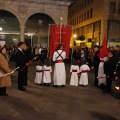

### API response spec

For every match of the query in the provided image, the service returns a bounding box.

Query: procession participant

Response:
[70,60,79,86]
[0,46,12,96]
[52,44,66,87]
[15,42,29,91]
[97,36,108,88]
[98,57,108,88]
[34,61,43,85]
[92,45,100,87]
[104,50,116,93]
[43,59,52,86]
[79,60,90,86]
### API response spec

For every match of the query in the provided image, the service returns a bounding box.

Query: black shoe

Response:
[0,93,8,96]
[23,84,28,86]
[18,87,26,91]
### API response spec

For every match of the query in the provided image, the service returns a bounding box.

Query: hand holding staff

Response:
[21,57,36,71]
[0,67,19,78]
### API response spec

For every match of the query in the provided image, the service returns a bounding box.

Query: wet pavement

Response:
[0,61,120,120]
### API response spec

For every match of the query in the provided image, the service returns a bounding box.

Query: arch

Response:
[23,10,60,26]
[1,6,22,26]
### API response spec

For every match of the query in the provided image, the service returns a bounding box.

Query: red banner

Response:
[49,24,60,57]
[61,25,72,58]
[49,24,72,58]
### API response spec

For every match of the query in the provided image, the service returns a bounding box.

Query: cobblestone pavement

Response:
[0,61,120,120]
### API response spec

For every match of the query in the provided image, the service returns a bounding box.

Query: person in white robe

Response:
[98,57,108,86]
[79,60,90,86]
[70,61,79,86]
[43,60,52,86]
[34,61,43,85]
[52,44,66,87]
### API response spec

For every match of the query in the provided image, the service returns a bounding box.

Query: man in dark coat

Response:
[92,45,100,86]
[104,50,116,93]
[15,42,30,91]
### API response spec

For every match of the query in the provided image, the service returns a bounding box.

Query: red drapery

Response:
[49,24,60,57]
[61,25,72,58]
[49,24,72,58]
[98,35,108,58]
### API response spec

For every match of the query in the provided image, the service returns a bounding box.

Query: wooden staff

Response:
[21,57,36,71]
[0,67,19,78]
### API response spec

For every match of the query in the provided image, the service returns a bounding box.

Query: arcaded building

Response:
[0,0,72,46]
[68,0,120,47]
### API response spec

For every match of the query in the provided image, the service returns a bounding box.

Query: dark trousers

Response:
[18,71,25,89]
[0,87,6,95]
[106,77,112,92]
[23,67,28,85]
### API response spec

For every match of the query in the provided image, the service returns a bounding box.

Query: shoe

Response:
[0,93,8,96]
[23,84,28,86]
[18,87,26,91]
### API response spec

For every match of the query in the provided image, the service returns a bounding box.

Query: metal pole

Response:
[60,17,62,44]
[47,24,50,58]
[31,35,32,47]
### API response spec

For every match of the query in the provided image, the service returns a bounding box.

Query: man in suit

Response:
[104,50,116,93]
[92,45,100,87]
[15,42,29,91]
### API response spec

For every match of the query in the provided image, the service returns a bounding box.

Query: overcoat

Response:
[0,53,11,87]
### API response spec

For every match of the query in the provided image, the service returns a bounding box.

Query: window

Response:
[109,20,120,31]
[82,14,83,22]
[79,16,81,23]
[118,3,120,14]
[87,10,89,19]
[90,9,93,18]
[84,12,86,21]
[109,2,116,13]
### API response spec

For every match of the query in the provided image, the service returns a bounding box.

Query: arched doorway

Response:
[0,10,20,46]
[25,13,55,47]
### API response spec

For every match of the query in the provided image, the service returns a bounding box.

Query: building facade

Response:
[68,0,120,48]
[0,0,71,46]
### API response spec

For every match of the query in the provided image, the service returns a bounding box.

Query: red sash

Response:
[100,60,104,62]
[81,70,88,73]
[55,60,64,63]
[72,70,77,72]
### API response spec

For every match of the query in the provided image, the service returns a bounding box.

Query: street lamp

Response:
[73,34,77,46]
[0,27,3,31]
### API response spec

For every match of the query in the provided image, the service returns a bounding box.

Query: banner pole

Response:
[60,17,63,44]
[47,24,50,58]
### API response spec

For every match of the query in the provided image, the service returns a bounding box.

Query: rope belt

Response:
[55,60,64,63]
[36,70,42,72]
[72,70,77,72]
[81,70,88,73]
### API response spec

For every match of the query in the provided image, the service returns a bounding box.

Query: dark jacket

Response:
[15,49,27,71]
[92,50,100,69]
[104,56,116,77]
[115,61,120,78]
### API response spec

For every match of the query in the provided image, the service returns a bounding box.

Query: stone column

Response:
[20,25,25,42]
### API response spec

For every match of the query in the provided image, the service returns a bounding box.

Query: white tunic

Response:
[52,50,66,85]
[70,65,79,86]
[98,57,108,85]
[43,65,52,83]
[79,64,90,85]
[34,65,43,84]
